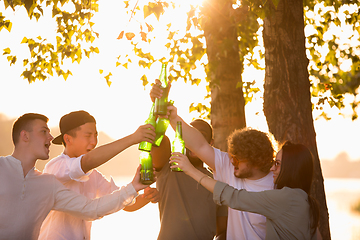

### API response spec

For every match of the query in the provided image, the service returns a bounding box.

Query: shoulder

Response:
[45,154,67,167]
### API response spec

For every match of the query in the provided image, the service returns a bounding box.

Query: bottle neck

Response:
[176,124,182,138]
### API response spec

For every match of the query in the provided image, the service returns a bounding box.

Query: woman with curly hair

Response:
[170,141,320,240]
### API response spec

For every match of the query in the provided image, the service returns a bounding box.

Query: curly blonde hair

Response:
[227,128,275,173]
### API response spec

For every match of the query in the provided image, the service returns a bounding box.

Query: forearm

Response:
[54,183,138,221]
[187,168,217,193]
[81,134,137,173]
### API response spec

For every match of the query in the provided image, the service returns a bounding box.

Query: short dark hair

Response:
[12,113,49,145]
[227,128,275,173]
[275,141,319,236]
[190,119,213,143]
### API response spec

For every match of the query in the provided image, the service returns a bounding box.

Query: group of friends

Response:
[0,80,321,240]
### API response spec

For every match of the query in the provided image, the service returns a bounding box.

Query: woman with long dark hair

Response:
[170,141,320,240]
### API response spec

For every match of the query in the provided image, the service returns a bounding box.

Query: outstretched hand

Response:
[142,187,160,203]
[169,152,196,175]
[132,124,156,144]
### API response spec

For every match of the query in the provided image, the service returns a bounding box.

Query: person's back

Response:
[157,160,221,239]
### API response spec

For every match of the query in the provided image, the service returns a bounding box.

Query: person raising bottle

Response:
[170,141,320,239]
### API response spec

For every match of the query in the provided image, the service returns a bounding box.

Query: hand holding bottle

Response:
[169,152,196,175]
[132,124,156,144]
[131,164,155,192]
[166,104,179,123]
[150,79,164,103]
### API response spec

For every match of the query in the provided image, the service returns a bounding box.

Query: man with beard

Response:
[150,81,228,240]
[166,104,275,240]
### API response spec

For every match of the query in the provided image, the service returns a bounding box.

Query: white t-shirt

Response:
[213,148,274,240]
[39,153,119,240]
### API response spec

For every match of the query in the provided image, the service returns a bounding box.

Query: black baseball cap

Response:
[52,110,96,145]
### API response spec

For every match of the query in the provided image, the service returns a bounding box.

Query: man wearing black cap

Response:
[39,110,159,240]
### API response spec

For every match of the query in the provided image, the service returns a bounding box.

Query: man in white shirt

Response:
[166,105,275,240]
[0,113,150,240]
[39,110,159,240]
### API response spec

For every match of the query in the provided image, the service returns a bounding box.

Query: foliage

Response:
[116,0,264,117]
[304,0,360,120]
[1,0,360,119]
[1,0,100,83]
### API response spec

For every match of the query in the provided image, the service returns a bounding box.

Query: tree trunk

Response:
[263,0,331,239]
[202,0,246,151]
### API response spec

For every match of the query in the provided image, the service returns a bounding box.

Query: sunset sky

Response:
[1,0,360,161]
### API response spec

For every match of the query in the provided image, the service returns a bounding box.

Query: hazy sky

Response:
[1,1,360,161]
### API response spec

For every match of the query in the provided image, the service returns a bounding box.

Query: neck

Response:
[63,148,78,158]
[249,169,270,180]
[12,148,36,177]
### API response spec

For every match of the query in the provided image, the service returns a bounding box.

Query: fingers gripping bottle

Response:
[154,64,169,116]
[171,121,185,172]
[138,103,156,152]
[139,151,154,184]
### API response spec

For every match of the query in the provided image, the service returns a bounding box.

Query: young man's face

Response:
[230,155,255,179]
[28,119,53,160]
[68,122,98,157]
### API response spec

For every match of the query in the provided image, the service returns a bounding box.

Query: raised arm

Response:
[80,124,156,173]
[167,105,216,169]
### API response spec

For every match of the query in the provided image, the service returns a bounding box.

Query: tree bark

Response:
[202,0,246,151]
[263,0,331,239]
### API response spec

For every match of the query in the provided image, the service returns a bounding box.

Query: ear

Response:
[20,130,30,143]
[63,133,72,145]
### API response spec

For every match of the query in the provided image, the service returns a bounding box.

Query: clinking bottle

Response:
[171,121,185,172]
[139,151,154,184]
[138,103,156,152]
[154,100,173,146]
[154,63,169,116]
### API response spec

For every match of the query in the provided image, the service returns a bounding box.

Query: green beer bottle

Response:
[154,117,170,146]
[154,100,174,146]
[139,151,154,184]
[154,63,169,115]
[138,103,156,152]
[171,121,185,172]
